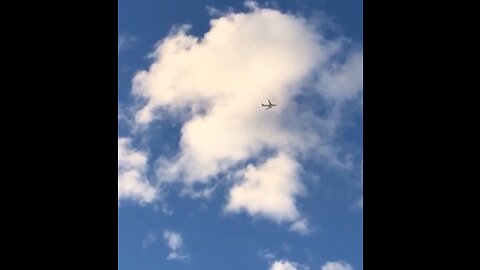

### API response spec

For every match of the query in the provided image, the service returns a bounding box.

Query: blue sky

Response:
[118,1,362,270]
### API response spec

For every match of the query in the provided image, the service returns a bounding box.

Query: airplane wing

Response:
[266,106,271,110]
[268,99,272,105]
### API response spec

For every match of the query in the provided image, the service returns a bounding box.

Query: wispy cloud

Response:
[118,34,136,54]
[289,218,312,235]
[163,230,189,261]
[258,249,276,261]
[142,232,157,248]
[315,51,363,101]
[153,203,174,215]
[205,6,225,17]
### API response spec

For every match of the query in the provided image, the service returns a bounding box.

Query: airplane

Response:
[261,99,277,110]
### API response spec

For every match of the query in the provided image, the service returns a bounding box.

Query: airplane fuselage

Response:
[261,100,277,110]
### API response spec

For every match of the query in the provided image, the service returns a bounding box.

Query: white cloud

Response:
[118,138,158,205]
[244,0,260,11]
[270,260,308,270]
[321,261,353,270]
[225,153,303,223]
[133,6,337,126]
[205,6,223,17]
[270,261,297,270]
[163,230,189,261]
[166,252,188,261]
[131,2,362,228]
[258,249,276,260]
[164,230,182,250]
[289,218,312,235]
[316,50,363,101]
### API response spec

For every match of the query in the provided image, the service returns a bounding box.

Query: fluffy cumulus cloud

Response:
[270,259,308,270]
[118,138,158,205]
[321,261,353,270]
[131,1,362,228]
[225,153,304,223]
[270,260,298,270]
[163,230,189,260]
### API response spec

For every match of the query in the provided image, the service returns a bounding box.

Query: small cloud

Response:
[118,138,158,206]
[205,6,222,17]
[118,34,136,54]
[166,252,189,261]
[321,261,353,270]
[269,259,309,270]
[163,230,189,261]
[289,219,312,235]
[258,249,276,261]
[164,231,182,250]
[154,203,174,215]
